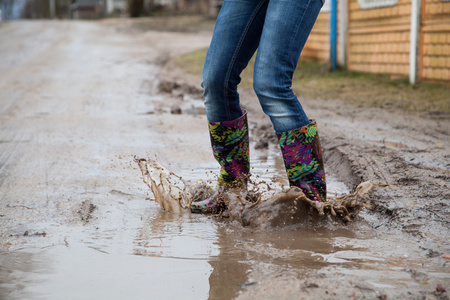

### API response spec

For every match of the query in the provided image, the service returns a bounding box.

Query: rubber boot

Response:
[190,110,250,213]
[277,120,326,202]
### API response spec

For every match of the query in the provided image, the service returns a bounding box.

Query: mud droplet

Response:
[171,105,182,114]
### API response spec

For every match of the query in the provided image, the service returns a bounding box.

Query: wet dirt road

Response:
[0,20,449,299]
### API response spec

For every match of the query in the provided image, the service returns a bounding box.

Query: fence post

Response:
[338,0,348,68]
[409,0,421,84]
[49,0,55,18]
[330,0,338,71]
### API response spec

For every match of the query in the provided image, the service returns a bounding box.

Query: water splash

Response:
[136,158,380,227]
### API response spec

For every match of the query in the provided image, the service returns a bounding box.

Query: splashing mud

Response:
[136,158,381,227]
[136,158,214,213]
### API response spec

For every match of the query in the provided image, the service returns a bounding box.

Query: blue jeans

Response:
[202,0,322,133]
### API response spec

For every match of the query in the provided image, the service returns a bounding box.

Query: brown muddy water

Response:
[1,146,448,300]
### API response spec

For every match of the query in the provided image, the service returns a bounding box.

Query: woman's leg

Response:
[253,0,326,202]
[202,0,269,122]
[191,0,270,213]
[253,0,322,133]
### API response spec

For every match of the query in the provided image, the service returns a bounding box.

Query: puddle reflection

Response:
[135,209,220,259]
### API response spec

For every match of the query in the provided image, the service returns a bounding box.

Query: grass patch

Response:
[173,49,450,113]
[173,49,208,76]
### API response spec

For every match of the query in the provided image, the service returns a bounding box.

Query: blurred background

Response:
[0,0,222,19]
[0,0,448,88]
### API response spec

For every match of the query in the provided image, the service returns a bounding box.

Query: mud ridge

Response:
[321,131,450,247]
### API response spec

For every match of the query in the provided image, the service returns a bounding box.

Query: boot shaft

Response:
[208,110,250,187]
[277,120,327,202]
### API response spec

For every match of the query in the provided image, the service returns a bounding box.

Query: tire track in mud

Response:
[321,134,450,248]
[0,129,30,187]
[0,22,74,191]
[0,20,215,252]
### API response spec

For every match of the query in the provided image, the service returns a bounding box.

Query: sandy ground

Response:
[0,19,449,299]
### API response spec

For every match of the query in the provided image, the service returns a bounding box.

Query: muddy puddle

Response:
[1,148,448,299]
[0,19,448,299]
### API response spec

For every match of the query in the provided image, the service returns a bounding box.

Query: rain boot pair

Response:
[190,111,326,213]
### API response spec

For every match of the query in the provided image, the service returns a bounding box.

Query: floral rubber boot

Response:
[277,120,326,202]
[190,110,250,213]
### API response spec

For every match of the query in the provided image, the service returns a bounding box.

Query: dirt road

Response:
[0,20,449,299]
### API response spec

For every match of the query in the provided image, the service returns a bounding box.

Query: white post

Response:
[106,0,114,15]
[49,0,55,18]
[338,0,348,68]
[409,0,421,84]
